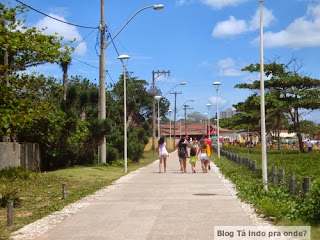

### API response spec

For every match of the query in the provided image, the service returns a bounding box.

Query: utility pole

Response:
[183,105,193,136]
[151,70,170,151]
[260,0,268,191]
[98,0,106,163]
[170,91,182,148]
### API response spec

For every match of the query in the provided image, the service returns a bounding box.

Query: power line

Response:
[72,28,97,49]
[15,0,98,29]
[71,57,100,70]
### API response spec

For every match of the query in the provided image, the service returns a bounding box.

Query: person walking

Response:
[189,146,197,173]
[197,139,210,173]
[204,135,212,170]
[157,136,169,173]
[307,140,313,152]
[177,137,191,173]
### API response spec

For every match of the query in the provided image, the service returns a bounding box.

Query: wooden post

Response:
[290,171,295,196]
[253,160,257,173]
[272,166,278,185]
[303,177,310,199]
[62,183,67,200]
[279,169,285,184]
[7,200,13,226]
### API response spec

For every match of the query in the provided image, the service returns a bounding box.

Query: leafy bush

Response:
[0,167,33,180]
[106,145,119,162]
[0,183,21,208]
[300,179,320,222]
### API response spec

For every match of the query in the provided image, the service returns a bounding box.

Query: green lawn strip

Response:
[0,150,158,239]
[212,148,320,240]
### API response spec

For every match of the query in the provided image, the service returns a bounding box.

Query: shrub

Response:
[0,167,32,180]
[0,184,21,208]
[106,145,119,163]
[300,179,320,222]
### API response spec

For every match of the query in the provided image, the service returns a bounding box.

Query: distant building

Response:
[220,108,236,119]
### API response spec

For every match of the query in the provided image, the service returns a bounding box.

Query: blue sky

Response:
[11,0,320,122]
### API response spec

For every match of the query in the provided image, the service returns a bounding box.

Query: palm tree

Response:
[58,48,72,102]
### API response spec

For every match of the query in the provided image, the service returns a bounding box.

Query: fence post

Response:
[279,169,285,184]
[272,166,278,185]
[253,160,257,173]
[290,171,295,196]
[303,177,310,199]
[7,200,13,226]
[62,183,67,200]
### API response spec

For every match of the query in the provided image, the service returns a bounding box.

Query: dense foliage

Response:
[0,3,162,170]
[222,60,320,153]
[214,147,320,224]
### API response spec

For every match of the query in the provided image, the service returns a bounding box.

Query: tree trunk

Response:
[63,68,68,102]
[4,50,9,86]
[277,115,281,150]
[291,107,305,153]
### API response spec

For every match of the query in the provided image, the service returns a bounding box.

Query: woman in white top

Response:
[157,136,168,173]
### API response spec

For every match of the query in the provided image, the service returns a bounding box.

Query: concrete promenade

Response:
[12,151,256,240]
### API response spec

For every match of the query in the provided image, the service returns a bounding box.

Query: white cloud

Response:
[201,0,247,9]
[35,14,87,55]
[199,60,214,68]
[208,96,228,108]
[213,7,275,38]
[176,0,194,6]
[252,4,320,49]
[213,16,247,37]
[218,58,244,77]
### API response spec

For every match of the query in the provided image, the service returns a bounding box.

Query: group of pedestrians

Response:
[157,135,212,174]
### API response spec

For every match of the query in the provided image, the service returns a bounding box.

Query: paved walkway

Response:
[12,152,256,240]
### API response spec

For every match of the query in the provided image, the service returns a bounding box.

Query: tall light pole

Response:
[171,91,182,148]
[155,95,162,139]
[204,113,208,135]
[151,71,170,152]
[206,103,211,138]
[260,0,268,191]
[179,117,183,138]
[118,54,130,173]
[183,105,193,136]
[152,81,185,150]
[177,99,195,136]
[213,82,221,159]
[98,3,164,163]
[168,109,172,149]
[98,0,107,163]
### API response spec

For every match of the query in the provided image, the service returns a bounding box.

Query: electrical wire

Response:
[15,0,98,29]
[72,28,97,50]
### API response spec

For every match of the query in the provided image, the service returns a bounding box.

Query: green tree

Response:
[238,60,320,153]
[299,120,320,139]
[0,3,63,75]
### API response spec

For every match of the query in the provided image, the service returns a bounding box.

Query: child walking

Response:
[197,139,209,173]
[189,147,197,173]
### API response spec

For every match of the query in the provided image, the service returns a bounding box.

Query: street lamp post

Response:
[260,0,268,191]
[98,3,164,163]
[204,113,208,135]
[151,71,170,152]
[213,82,221,159]
[152,82,186,151]
[155,96,162,139]
[168,109,172,149]
[206,103,211,138]
[176,99,195,136]
[118,54,130,173]
[179,117,183,138]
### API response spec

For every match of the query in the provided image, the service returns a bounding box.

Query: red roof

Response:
[158,123,233,137]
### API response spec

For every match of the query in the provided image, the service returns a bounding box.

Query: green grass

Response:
[212,147,320,240]
[0,150,158,239]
